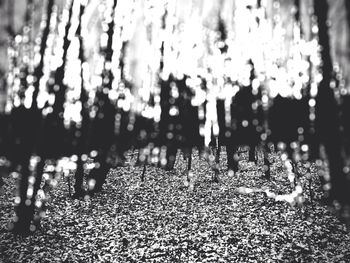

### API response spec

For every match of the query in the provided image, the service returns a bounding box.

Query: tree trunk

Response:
[72,1,89,198]
[13,0,55,235]
[314,0,349,203]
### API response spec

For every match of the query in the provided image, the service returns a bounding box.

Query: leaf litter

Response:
[0,148,349,262]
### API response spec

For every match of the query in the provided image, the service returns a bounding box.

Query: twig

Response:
[67,174,72,197]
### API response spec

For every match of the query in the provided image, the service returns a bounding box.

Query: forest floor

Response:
[0,148,350,262]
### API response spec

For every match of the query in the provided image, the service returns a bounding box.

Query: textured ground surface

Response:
[0,149,350,262]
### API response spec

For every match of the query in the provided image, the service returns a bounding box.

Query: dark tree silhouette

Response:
[313,0,350,203]
[13,0,55,234]
[342,0,350,162]
[71,2,90,197]
[86,0,118,195]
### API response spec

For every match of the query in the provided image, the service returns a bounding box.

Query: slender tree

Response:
[87,0,118,194]
[345,0,350,34]
[6,0,15,38]
[31,0,53,110]
[73,1,89,197]
[13,0,55,234]
[313,0,349,203]
[342,0,350,160]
